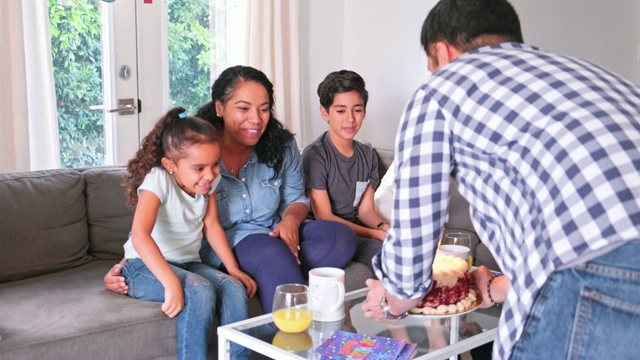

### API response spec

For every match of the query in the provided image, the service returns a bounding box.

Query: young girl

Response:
[121,107,256,360]
[301,70,387,269]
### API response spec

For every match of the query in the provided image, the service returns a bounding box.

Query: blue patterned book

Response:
[315,330,415,360]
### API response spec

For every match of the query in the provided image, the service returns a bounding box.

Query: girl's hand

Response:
[269,218,301,264]
[228,269,258,298]
[104,263,128,294]
[162,283,184,318]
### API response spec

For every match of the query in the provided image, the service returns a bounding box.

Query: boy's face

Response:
[320,90,366,143]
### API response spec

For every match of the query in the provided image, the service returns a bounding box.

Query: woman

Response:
[106,66,358,313]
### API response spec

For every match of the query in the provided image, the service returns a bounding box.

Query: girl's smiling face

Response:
[321,90,366,144]
[163,142,221,197]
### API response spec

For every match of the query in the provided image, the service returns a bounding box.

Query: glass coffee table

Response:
[218,288,501,360]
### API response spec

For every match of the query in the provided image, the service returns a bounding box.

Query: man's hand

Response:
[361,278,421,321]
[361,279,388,321]
[104,263,128,294]
[469,265,508,307]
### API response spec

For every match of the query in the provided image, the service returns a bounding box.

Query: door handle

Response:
[89,98,137,115]
[108,103,136,114]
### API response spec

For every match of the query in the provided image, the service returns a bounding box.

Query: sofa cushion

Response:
[0,169,92,283]
[373,148,394,179]
[0,260,176,360]
[83,166,134,259]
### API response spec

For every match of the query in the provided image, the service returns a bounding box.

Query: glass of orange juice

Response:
[272,284,312,333]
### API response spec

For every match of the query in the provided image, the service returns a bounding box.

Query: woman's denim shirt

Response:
[209,138,310,266]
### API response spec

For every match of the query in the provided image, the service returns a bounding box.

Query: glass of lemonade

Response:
[272,284,313,333]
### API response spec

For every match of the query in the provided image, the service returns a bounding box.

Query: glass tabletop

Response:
[217,288,501,360]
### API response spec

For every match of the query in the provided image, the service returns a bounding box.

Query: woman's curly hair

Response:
[124,107,219,206]
[196,65,294,179]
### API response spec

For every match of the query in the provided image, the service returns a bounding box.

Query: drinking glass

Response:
[442,232,473,268]
[272,284,312,333]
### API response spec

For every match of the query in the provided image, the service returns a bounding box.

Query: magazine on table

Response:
[314,330,417,360]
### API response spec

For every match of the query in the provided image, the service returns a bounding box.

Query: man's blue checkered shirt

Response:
[373,42,640,359]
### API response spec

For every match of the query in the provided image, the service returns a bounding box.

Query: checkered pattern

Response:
[373,43,640,359]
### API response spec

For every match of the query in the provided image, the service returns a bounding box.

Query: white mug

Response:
[308,267,345,322]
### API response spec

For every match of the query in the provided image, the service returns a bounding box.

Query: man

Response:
[362,0,640,359]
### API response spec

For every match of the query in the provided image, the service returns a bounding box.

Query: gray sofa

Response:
[0,148,496,360]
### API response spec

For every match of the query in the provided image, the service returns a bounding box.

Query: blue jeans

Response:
[122,258,250,360]
[510,240,640,360]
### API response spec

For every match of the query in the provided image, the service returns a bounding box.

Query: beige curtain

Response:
[0,0,60,173]
[243,0,303,142]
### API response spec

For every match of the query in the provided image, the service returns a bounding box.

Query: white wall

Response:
[512,0,640,83]
[300,0,640,150]
[300,0,436,148]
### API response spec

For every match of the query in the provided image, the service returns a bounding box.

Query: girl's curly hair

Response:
[124,107,219,206]
[196,65,294,179]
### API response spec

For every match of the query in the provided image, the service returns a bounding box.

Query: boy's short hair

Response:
[317,70,368,111]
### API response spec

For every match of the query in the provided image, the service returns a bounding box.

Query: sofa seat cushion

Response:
[0,169,92,283]
[83,167,134,260]
[0,260,176,360]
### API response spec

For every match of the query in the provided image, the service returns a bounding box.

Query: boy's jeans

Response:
[511,240,640,360]
[123,258,250,360]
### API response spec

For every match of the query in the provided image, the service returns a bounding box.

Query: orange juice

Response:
[273,308,312,333]
[468,255,474,269]
[272,331,313,351]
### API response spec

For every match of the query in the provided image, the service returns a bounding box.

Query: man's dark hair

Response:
[420,0,523,55]
[317,70,369,112]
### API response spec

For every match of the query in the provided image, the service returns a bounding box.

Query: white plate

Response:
[406,289,482,319]
[405,300,481,319]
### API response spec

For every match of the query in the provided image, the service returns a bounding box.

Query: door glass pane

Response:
[167,0,231,111]
[49,0,106,168]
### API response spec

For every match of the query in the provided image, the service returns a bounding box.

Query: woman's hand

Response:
[228,269,258,298]
[270,217,301,264]
[104,263,128,294]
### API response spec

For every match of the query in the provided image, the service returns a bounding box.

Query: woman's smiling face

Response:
[215,80,270,147]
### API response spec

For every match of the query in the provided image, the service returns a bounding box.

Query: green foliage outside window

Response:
[49,0,215,168]
[168,0,212,113]
[49,0,104,168]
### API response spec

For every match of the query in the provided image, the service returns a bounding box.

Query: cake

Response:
[410,253,478,315]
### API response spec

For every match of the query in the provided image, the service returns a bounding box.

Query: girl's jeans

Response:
[122,258,250,360]
[511,240,640,360]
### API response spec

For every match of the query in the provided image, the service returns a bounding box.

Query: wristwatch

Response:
[380,294,409,320]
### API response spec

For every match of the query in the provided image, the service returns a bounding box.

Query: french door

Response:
[53,0,237,167]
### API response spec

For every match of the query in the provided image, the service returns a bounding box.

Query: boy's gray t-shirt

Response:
[301,132,379,223]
